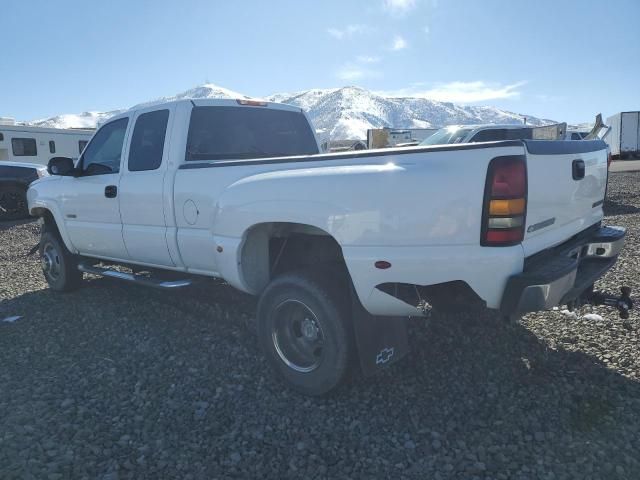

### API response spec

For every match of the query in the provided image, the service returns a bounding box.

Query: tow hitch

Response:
[573,286,634,319]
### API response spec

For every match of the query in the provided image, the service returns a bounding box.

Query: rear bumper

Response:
[500,225,625,315]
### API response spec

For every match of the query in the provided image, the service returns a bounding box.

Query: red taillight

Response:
[485,229,524,243]
[490,161,526,197]
[481,156,527,247]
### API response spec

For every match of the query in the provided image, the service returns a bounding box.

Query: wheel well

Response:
[240,222,348,293]
[31,208,60,236]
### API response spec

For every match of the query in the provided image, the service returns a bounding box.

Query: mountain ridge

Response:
[27,83,555,140]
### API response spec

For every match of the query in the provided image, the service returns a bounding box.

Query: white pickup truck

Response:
[27,98,631,395]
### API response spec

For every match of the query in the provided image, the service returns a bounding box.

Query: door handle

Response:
[572,159,585,180]
[105,185,118,198]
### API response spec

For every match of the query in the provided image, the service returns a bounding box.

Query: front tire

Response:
[257,272,352,396]
[39,230,83,292]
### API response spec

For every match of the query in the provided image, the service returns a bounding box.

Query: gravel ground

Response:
[1,172,639,480]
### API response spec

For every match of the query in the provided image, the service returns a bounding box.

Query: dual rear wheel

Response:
[257,272,353,396]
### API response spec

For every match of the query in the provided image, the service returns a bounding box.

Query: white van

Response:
[0,122,94,166]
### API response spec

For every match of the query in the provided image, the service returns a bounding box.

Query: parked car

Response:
[0,162,48,220]
[27,98,630,395]
[419,123,568,146]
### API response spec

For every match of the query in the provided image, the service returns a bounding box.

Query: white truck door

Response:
[118,107,175,267]
[61,117,130,259]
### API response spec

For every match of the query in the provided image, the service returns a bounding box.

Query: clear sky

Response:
[2,0,639,123]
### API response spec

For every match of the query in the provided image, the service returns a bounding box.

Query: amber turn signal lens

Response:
[489,198,526,216]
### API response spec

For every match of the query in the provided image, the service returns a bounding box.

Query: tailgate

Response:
[522,140,609,257]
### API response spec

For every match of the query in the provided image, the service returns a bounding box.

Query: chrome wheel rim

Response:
[42,242,61,281]
[271,299,325,373]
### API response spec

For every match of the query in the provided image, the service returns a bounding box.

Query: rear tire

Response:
[0,183,29,221]
[39,230,83,292]
[257,271,352,396]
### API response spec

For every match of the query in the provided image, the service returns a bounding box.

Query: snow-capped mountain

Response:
[268,86,554,140]
[27,83,554,140]
[29,110,124,129]
[28,84,248,129]
[132,84,250,109]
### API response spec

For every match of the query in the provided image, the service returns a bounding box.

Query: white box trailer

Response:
[606,111,640,159]
[0,124,94,167]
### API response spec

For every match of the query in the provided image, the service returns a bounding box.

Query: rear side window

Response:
[128,109,169,171]
[79,140,88,154]
[12,138,37,156]
[186,106,319,161]
[49,140,56,153]
[0,133,4,141]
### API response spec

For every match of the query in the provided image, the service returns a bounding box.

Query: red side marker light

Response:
[375,261,392,269]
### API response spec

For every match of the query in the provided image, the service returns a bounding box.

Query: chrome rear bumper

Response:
[501,225,626,315]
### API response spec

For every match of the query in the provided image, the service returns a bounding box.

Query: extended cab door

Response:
[118,107,175,266]
[60,117,130,259]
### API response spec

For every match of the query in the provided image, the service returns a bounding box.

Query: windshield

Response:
[419,126,473,146]
[186,106,319,161]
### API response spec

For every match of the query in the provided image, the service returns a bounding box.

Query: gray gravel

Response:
[1,172,639,479]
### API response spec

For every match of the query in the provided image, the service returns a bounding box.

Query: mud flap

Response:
[351,293,410,376]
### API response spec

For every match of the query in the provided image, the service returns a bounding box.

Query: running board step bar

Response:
[77,263,192,289]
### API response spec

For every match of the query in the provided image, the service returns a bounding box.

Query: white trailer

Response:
[606,111,640,159]
[0,123,94,220]
[0,123,94,166]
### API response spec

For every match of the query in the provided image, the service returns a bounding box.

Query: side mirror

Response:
[48,157,76,176]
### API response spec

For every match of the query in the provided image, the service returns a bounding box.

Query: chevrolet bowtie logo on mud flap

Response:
[375,347,395,365]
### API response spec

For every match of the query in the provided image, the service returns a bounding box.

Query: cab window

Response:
[81,118,129,175]
[128,110,169,171]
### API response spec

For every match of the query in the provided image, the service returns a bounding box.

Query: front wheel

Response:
[39,230,83,292]
[257,272,352,396]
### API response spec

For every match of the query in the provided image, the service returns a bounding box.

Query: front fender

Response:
[27,181,76,253]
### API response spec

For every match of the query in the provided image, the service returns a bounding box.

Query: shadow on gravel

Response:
[604,197,640,216]
[1,284,639,478]
[0,218,36,231]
